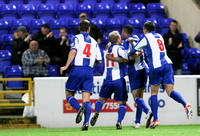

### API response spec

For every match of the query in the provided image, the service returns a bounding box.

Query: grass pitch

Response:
[0,125,200,136]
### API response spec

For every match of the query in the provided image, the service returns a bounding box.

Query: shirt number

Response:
[157,39,165,51]
[106,53,114,67]
[83,44,91,57]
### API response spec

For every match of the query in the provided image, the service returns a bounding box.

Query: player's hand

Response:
[106,54,113,60]
[60,66,68,75]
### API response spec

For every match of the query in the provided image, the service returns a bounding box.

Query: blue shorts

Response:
[65,66,93,93]
[99,78,128,101]
[129,68,148,91]
[149,64,174,85]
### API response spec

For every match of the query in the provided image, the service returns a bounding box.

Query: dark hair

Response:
[42,23,50,29]
[143,21,155,32]
[170,19,178,24]
[123,25,134,35]
[79,20,90,32]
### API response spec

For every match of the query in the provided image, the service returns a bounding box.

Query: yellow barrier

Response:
[0,78,33,107]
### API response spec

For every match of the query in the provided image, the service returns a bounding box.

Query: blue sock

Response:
[83,102,92,124]
[67,96,81,111]
[117,104,126,123]
[170,90,186,107]
[151,95,158,121]
[135,97,149,114]
[95,100,104,113]
[135,106,142,124]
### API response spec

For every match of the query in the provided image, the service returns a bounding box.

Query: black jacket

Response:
[163,29,184,70]
[195,32,200,43]
[12,33,29,65]
[74,22,103,41]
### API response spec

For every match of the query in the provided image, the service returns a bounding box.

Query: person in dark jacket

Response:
[74,13,103,45]
[55,28,71,75]
[12,26,31,65]
[194,32,200,43]
[163,20,184,75]
[32,23,61,65]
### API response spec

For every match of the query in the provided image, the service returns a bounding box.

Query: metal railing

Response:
[0,78,33,107]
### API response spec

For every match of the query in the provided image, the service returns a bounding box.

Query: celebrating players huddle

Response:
[60,20,193,131]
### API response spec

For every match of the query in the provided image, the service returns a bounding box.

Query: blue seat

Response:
[2,34,14,52]
[0,19,10,37]
[44,0,62,5]
[63,0,78,8]
[30,19,46,34]
[93,3,111,18]
[137,33,144,39]
[143,18,159,32]
[90,18,104,33]
[76,3,93,18]
[26,0,44,8]
[111,3,129,18]
[0,0,6,4]
[4,65,24,88]
[101,33,109,44]
[18,4,36,22]
[7,0,25,6]
[129,3,146,19]
[116,0,129,3]
[10,19,29,33]
[66,34,74,40]
[0,50,12,72]
[0,4,18,21]
[67,19,79,34]
[124,18,141,34]
[46,65,59,77]
[181,33,190,48]
[159,18,173,34]
[99,0,115,4]
[147,3,165,18]
[56,4,74,21]
[38,4,55,21]
[105,18,122,33]
[48,19,65,35]
[182,63,190,75]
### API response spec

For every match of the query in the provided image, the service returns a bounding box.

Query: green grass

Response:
[0,125,200,136]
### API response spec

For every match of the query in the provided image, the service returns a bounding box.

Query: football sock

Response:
[83,101,92,124]
[95,100,104,113]
[135,97,149,114]
[67,96,81,111]
[151,95,158,121]
[135,106,142,124]
[170,90,186,107]
[117,104,126,123]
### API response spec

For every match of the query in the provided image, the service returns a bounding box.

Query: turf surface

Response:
[0,125,200,136]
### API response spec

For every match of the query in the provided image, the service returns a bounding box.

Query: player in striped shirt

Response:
[90,31,128,129]
[60,20,102,131]
[128,21,193,129]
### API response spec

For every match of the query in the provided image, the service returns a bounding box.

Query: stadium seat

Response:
[137,33,144,39]
[0,4,18,21]
[10,19,29,33]
[93,3,111,18]
[181,33,190,48]
[38,4,55,21]
[56,4,74,21]
[101,33,109,44]
[46,65,59,77]
[111,3,129,18]
[2,34,14,52]
[116,0,129,3]
[7,0,25,6]
[147,3,165,18]
[44,0,62,5]
[90,18,105,33]
[142,18,159,33]
[18,4,36,22]
[129,3,146,19]
[66,34,74,40]
[182,63,190,75]
[63,0,79,8]
[124,18,141,34]
[76,3,93,18]
[4,65,24,88]
[0,19,10,37]
[30,19,46,34]
[99,0,115,4]
[80,0,97,4]
[0,0,6,4]
[0,50,12,73]
[26,0,44,8]
[48,19,66,35]
[105,18,122,33]
[67,19,79,34]
[159,18,173,34]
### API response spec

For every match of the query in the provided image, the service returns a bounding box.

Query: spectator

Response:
[12,26,31,65]
[163,20,184,75]
[21,40,50,78]
[194,32,200,43]
[32,23,61,65]
[55,28,71,75]
[74,13,103,45]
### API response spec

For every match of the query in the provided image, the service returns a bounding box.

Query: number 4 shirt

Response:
[103,44,128,81]
[128,31,172,70]
[70,32,102,68]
